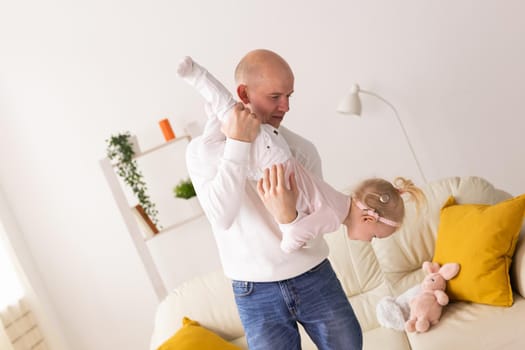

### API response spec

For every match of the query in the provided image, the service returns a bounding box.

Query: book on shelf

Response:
[132,204,159,239]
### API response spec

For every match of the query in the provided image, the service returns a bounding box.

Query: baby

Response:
[177,57,425,251]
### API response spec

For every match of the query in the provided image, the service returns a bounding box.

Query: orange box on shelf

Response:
[159,118,176,141]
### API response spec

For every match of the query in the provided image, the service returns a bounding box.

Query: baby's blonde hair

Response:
[353,177,426,225]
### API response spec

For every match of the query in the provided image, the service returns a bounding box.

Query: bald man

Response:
[185,49,362,350]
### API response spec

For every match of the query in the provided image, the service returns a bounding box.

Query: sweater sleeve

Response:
[186,136,251,230]
[279,205,344,253]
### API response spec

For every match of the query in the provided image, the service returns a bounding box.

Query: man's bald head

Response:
[234,49,293,86]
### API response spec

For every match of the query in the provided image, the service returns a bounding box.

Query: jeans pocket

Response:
[232,280,253,297]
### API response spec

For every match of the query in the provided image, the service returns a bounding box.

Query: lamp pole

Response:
[360,89,428,184]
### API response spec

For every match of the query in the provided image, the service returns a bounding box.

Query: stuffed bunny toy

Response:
[405,261,460,333]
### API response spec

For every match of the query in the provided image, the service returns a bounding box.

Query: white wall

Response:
[0,187,70,350]
[0,1,524,349]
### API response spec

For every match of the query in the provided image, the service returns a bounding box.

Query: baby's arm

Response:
[257,164,348,253]
[280,161,350,252]
[279,205,343,253]
[177,56,236,121]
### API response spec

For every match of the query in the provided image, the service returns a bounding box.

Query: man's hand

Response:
[257,163,299,224]
[221,102,261,142]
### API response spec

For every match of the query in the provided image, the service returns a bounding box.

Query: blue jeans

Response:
[232,259,362,350]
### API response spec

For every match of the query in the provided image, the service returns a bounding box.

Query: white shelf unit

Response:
[99,135,203,300]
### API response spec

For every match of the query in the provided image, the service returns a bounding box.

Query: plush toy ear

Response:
[439,263,460,280]
[422,261,440,274]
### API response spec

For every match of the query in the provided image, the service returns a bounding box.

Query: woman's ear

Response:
[237,84,249,104]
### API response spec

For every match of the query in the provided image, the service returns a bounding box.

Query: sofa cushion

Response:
[406,295,525,350]
[433,194,525,306]
[157,317,242,350]
[325,224,389,331]
[363,327,411,350]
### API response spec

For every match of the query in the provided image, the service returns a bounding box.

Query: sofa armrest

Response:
[511,226,525,297]
[149,270,244,350]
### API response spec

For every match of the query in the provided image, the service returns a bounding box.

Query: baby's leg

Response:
[177,56,236,121]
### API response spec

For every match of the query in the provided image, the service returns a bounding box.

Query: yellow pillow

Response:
[433,194,525,307]
[158,317,242,350]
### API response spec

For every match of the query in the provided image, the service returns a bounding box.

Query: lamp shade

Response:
[337,83,362,116]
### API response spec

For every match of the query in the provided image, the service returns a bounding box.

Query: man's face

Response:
[245,69,294,128]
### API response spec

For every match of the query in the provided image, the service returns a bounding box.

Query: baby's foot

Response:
[176,56,235,122]
[177,56,193,77]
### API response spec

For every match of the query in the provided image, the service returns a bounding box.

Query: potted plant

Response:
[106,132,160,229]
[173,178,202,215]
[173,178,196,199]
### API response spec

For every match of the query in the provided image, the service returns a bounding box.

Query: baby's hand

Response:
[176,56,193,77]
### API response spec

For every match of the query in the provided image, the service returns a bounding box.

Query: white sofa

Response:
[150,176,525,350]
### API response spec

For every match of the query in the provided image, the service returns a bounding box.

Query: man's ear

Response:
[237,84,249,104]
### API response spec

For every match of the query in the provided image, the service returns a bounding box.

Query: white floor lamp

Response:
[337,83,428,184]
